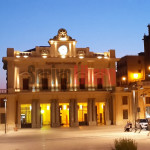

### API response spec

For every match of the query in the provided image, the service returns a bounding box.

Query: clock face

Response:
[58,45,68,55]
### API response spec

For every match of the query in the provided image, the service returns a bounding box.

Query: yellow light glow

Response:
[80,105,82,110]
[60,37,67,41]
[23,55,28,58]
[101,104,103,109]
[73,41,75,45]
[148,66,150,70]
[104,56,108,59]
[47,106,50,110]
[61,55,66,59]
[16,55,20,58]
[79,55,84,59]
[30,106,32,110]
[15,89,20,92]
[63,105,67,110]
[42,55,47,59]
[50,40,54,44]
[122,77,126,81]
[133,73,139,79]
[41,110,44,114]
[97,56,102,59]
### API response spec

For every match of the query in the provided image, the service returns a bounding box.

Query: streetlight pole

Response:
[4,99,7,134]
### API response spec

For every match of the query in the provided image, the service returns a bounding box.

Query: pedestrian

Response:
[147,120,150,136]
[124,121,131,132]
[135,120,142,133]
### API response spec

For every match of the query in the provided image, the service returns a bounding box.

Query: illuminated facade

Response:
[0,29,119,129]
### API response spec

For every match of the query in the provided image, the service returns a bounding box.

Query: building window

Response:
[0,99,5,107]
[123,109,128,119]
[122,96,128,105]
[80,78,85,89]
[42,78,48,90]
[146,97,150,104]
[97,78,102,89]
[23,78,29,90]
[61,78,67,90]
[0,113,5,124]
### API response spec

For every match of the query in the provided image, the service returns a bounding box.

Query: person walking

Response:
[147,120,150,136]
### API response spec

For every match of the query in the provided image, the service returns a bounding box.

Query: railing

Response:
[14,87,113,93]
[0,89,7,94]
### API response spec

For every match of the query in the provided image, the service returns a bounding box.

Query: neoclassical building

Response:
[0,29,118,129]
[1,28,149,130]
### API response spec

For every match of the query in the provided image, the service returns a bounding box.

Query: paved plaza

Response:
[0,125,150,150]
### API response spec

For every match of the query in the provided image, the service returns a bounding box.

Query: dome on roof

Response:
[58,28,67,34]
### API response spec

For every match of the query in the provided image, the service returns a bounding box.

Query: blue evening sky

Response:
[0,0,150,88]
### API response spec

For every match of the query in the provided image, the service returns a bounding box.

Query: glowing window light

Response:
[47,105,50,110]
[30,106,32,111]
[101,104,103,109]
[133,73,139,79]
[63,105,67,110]
[148,66,150,71]
[41,110,44,114]
[80,105,82,110]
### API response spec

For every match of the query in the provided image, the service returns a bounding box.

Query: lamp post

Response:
[4,99,7,134]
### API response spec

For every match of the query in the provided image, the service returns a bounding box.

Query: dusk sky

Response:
[0,0,150,88]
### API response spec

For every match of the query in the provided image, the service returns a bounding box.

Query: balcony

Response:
[0,89,7,94]
[13,86,113,93]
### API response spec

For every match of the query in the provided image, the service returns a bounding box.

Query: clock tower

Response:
[48,28,77,58]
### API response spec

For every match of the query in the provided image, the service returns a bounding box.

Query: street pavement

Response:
[0,125,150,150]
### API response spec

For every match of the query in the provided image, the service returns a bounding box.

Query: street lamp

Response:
[4,99,7,134]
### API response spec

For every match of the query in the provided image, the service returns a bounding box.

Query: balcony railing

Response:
[0,89,7,94]
[14,87,113,93]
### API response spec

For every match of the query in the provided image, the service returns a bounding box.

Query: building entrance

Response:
[59,103,69,126]
[78,103,88,125]
[96,102,105,125]
[21,104,32,128]
[40,104,51,127]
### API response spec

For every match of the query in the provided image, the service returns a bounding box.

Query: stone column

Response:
[32,100,37,128]
[51,99,60,127]
[17,100,21,128]
[88,98,96,126]
[105,99,111,125]
[36,100,41,128]
[31,99,40,128]
[69,99,79,127]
